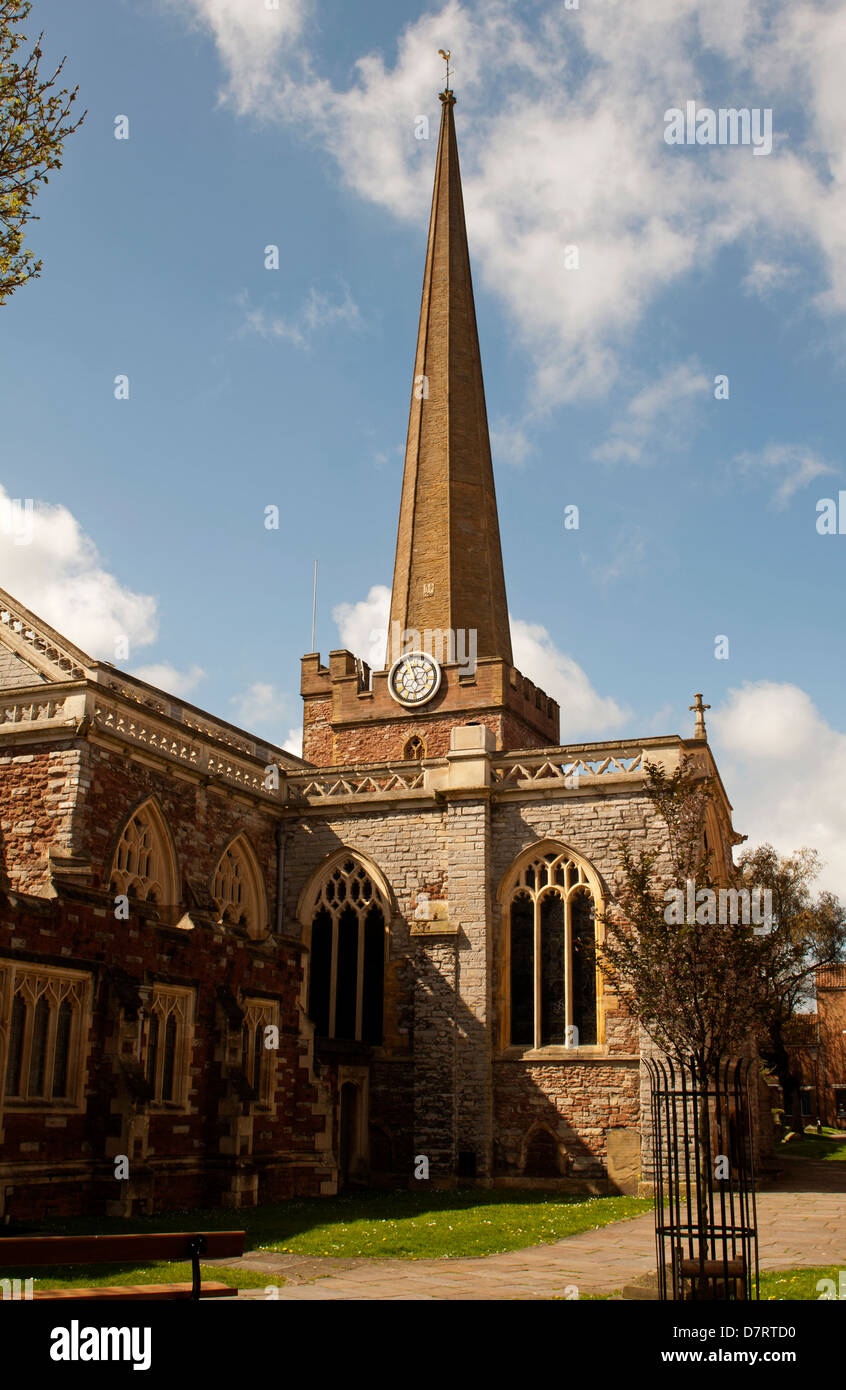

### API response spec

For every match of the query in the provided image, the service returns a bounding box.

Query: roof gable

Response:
[0,588,93,687]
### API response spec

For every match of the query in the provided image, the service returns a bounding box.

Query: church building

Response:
[0,87,743,1217]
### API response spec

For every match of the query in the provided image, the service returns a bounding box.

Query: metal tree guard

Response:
[647,1056,759,1300]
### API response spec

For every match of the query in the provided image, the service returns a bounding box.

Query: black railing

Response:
[647,1056,759,1300]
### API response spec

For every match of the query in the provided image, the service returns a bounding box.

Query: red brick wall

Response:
[304,708,551,766]
[493,1061,641,1180]
[0,892,330,1219]
[301,652,559,766]
[0,745,83,894]
[81,743,280,906]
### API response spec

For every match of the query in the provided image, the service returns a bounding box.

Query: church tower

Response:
[301,87,559,766]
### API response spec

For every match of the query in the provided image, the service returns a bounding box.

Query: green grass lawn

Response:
[1,1263,276,1294]
[2,1189,652,1268]
[590,1266,845,1302]
[760,1266,844,1300]
[245,1190,652,1258]
[778,1130,846,1161]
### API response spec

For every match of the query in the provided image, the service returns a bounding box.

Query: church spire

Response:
[387,83,513,667]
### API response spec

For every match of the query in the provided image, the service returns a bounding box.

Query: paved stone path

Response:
[213,1161,846,1301]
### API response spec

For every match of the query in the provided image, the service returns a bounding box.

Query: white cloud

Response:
[510,617,629,739]
[710,681,846,898]
[333,583,391,669]
[491,418,533,469]
[331,582,627,738]
[228,682,303,751]
[282,726,303,757]
[169,0,846,405]
[735,442,837,507]
[230,680,290,729]
[241,285,360,349]
[742,260,795,298]
[169,0,308,115]
[592,362,711,464]
[0,485,158,658]
[130,663,206,698]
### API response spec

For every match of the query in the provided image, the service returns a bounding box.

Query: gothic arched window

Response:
[305,857,388,1044]
[504,848,599,1049]
[403,735,426,761]
[2,966,89,1106]
[144,986,193,1108]
[211,836,266,938]
[109,799,178,906]
[241,998,278,1107]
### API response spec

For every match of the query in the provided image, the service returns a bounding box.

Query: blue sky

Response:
[1,0,845,890]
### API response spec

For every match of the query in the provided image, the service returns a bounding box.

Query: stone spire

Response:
[387,87,513,667]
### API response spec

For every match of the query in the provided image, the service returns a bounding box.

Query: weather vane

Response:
[438,48,452,89]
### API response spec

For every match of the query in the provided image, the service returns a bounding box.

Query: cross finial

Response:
[438,48,452,90]
[689,692,711,740]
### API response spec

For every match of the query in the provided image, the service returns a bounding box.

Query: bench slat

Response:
[0,1232,245,1266]
[678,1258,745,1278]
[30,1282,238,1301]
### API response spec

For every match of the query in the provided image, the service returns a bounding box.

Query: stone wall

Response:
[284,764,680,1190]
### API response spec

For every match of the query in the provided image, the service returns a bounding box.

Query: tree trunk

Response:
[695,1087,712,1297]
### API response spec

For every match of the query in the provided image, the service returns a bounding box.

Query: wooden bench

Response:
[0,1231,246,1300]
[675,1250,747,1299]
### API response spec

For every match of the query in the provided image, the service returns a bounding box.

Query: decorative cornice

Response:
[90,692,283,801]
[0,683,288,806]
[287,763,428,806]
[0,691,78,730]
[283,740,681,808]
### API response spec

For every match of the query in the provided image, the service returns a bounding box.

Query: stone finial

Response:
[689,692,711,740]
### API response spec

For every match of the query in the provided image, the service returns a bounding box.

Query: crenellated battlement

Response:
[300,649,559,766]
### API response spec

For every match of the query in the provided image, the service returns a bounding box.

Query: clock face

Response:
[388,651,442,707]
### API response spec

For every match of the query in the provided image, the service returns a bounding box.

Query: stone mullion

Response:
[565,891,574,1044]
[533,894,541,1051]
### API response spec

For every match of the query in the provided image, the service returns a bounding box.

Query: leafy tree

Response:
[0,0,85,304]
[599,756,766,1081]
[598,759,846,1290]
[737,844,846,1135]
[600,758,846,1136]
